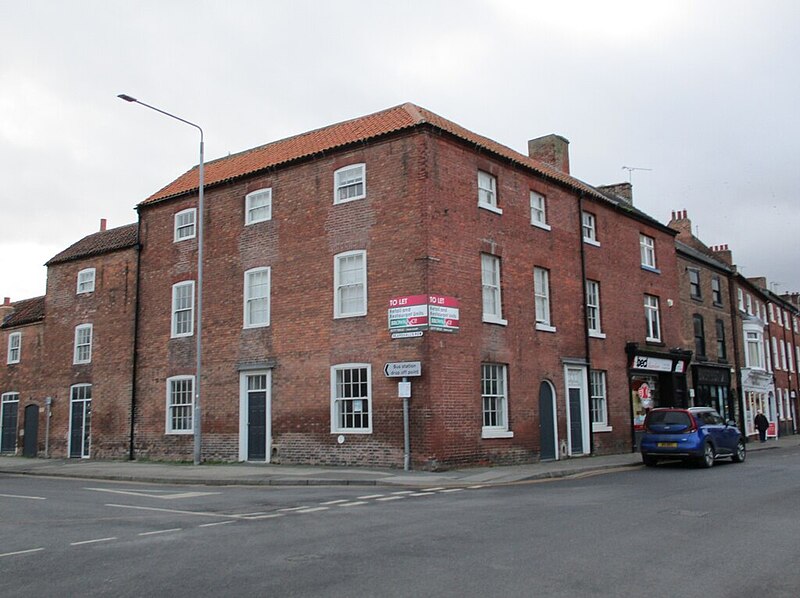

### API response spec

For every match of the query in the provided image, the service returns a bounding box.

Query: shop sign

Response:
[632,355,673,372]
[428,294,459,332]
[388,295,428,333]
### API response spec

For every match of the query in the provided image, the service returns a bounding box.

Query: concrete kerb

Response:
[0,438,794,488]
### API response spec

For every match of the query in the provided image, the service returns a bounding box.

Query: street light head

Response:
[117,94,137,103]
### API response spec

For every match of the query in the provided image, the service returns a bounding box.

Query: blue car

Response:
[640,407,746,468]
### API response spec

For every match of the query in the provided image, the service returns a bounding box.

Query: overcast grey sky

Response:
[1,0,798,301]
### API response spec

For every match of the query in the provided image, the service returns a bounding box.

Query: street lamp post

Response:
[118,94,205,465]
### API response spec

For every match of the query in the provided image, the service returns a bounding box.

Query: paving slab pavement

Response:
[0,436,796,488]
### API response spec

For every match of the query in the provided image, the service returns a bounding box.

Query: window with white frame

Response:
[77,268,96,294]
[534,267,553,329]
[477,171,500,213]
[244,267,270,328]
[644,294,661,342]
[783,310,790,329]
[245,188,272,225]
[769,303,775,322]
[771,337,781,370]
[737,288,744,311]
[481,254,505,324]
[331,364,371,433]
[334,164,366,204]
[640,234,656,269]
[171,281,195,338]
[780,339,788,371]
[530,191,548,229]
[746,294,753,315]
[166,376,194,434]
[765,337,772,372]
[334,251,367,318]
[582,211,598,244]
[7,332,21,364]
[716,319,727,360]
[482,363,511,437]
[590,370,608,429]
[745,329,764,369]
[795,346,799,374]
[586,280,603,337]
[787,341,794,372]
[73,324,93,364]
[174,208,197,242]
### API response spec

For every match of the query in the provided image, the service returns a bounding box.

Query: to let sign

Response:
[388,295,428,333]
[384,361,422,378]
[428,294,459,332]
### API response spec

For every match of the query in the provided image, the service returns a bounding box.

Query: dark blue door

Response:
[539,382,556,460]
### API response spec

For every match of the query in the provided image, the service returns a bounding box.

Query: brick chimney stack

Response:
[597,182,633,205]
[710,244,733,266]
[100,218,107,232]
[0,297,13,323]
[528,134,570,174]
[667,209,693,240]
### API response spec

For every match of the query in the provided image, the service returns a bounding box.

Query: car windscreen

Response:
[646,411,692,427]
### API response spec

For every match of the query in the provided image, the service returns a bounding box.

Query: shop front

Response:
[626,344,692,449]
[741,367,776,438]
[692,364,735,422]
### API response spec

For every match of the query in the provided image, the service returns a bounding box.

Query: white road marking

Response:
[295,507,329,513]
[337,501,368,507]
[391,491,414,495]
[421,487,446,492]
[199,521,235,527]
[375,496,405,502]
[245,513,284,520]
[410,492,436,497]
[438,488,464,493]
[71,537,117,546]
[357,494,385,500]
[138,528,182,536]
[320,499,349,505]
[0,493,46,500]
[0,548,45,558]
[87,488,220,500]
[105,503,236,519]
[278,506,311,512]
[467,485,486,489]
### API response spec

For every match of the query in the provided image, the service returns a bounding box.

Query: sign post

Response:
[384,362,422,470]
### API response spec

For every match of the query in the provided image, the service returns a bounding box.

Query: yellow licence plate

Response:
[657,442,678,448]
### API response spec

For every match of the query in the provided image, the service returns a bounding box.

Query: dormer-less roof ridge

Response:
[137,102,670,232]
[1,295,45,328]
[46,222,138,266]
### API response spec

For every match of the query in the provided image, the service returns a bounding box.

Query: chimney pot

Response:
[100,218,107,232]
[3,297,10,306]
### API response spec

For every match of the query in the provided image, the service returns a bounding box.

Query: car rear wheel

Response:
[642,454,658,467]
[732,439,746,463]
[699,442,715,468]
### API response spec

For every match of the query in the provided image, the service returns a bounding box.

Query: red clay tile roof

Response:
[140,102,607,207]
[2,296,45,328]
[46,223,138,266]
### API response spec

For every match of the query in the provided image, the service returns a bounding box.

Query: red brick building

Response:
[131,103,689,467]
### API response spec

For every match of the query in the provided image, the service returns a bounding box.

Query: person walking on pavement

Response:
[754,410,769,443]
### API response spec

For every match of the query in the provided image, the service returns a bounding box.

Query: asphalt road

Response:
[2,446,799,597]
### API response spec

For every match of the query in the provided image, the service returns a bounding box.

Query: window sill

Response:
[641,265,661,274]
[244,323,271,330]
[588,330,606,339]
[536,323,556,333]
[483,316,508,326]
[331,429,372,435]
[592,424,613,433]
[583,237,601,247]
[166,430,194,436]
[478,202,503,215]
[482,429,514,439]
[334,312,367,320]
[531,221,551,231]
[333,195,366,205]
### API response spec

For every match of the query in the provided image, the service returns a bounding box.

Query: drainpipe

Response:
[577,191,594,455]
[128,220,143,461]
